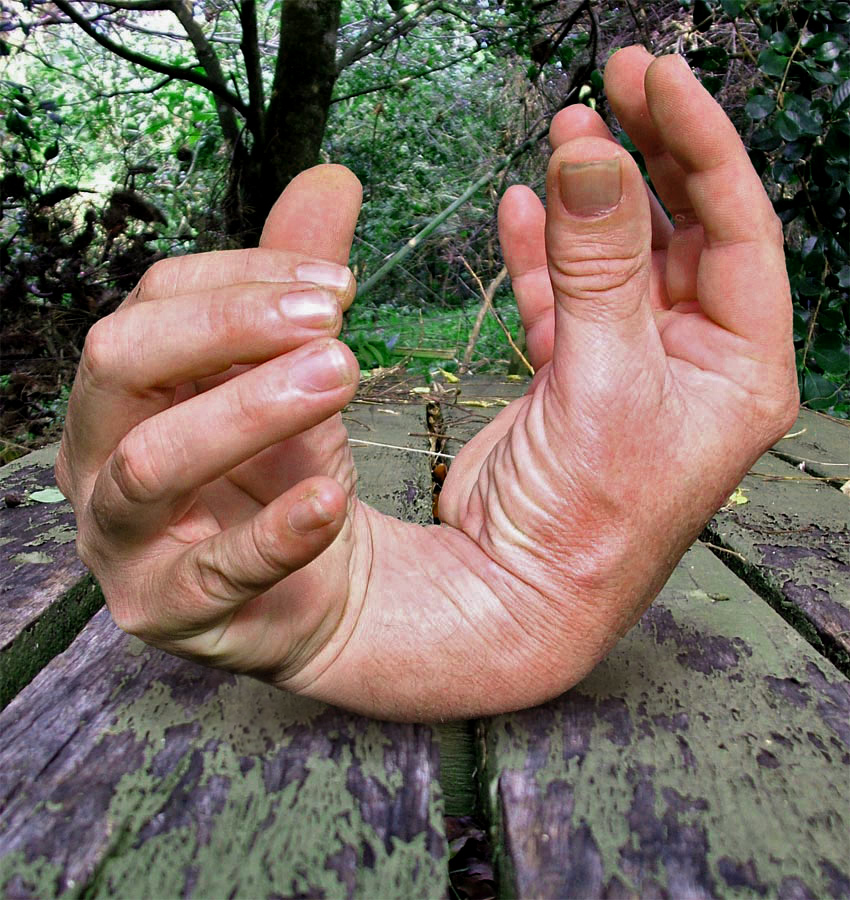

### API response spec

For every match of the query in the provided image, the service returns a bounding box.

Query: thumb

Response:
[260,164,363,265]
[545,137,655,391]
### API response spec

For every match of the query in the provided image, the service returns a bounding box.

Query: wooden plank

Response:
[708,451,849,671]
[344,396,433,522]
[0,610,447,899]
[0,445,101,710]
[772,408,849,483]
[481,542,850,900]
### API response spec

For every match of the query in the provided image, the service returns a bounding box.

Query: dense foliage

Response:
[691,0,849,413]
[0,0,848,460]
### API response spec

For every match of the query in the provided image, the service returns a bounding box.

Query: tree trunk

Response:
[227,0,342,244]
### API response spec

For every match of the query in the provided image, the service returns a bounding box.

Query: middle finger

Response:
[88,338,359,541]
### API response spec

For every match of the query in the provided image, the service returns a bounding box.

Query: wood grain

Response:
[709,435,849,671]
[0,610,446,898]
[481,543,850,899]
[0,446,100,709]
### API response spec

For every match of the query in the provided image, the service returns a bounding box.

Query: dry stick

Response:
[461,264,509,370]
[461,257,534,376]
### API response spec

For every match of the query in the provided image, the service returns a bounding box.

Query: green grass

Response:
[342,298,524,378]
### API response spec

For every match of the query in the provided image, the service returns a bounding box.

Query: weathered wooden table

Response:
[1,375,848,899]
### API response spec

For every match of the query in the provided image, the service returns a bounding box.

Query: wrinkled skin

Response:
[56,49,798,721]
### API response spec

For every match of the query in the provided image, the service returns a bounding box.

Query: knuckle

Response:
[80,316,118,384]
[551,247,645,305]
[133,258,170,302]
[249,515,289,578]
[193,544,247,606]
[110,429,164,506]
[231,372,277,433]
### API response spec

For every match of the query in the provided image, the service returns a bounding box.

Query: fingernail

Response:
[296,263,353,293]
[283,290,339,329]
[559,158,622,217]
[288,490,335,534]
[293,342,352,392]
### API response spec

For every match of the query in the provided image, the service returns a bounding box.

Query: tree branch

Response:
[357,121,551,298]
[337,0,441,72]
[239,0,265,139]
[48,0,249,122]
[170,0,243,144]
[332,45,482,103]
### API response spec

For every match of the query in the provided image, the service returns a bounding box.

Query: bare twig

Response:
[700,541,748,563]
[460,258,533,376]
[461,263,508,369]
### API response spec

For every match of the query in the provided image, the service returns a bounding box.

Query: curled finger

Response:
[87,338,359,542]
[113,476,348,655]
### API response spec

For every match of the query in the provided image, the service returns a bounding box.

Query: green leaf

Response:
[793,311,808,342]
[688,46,729,71]
[783,105,823,135]
[28,488,65,503]
[745,93,775,119]
[758,48,789,77]
[776,110,802,140]
[770,30,794,53]
[833,78,850,110]
[802,371,839,408]
[751,124,782,150]
[772,160,795,183]
[803,31,844,51]
[815,41,843,62]
[721,0,742,15]
[701,75,723,95]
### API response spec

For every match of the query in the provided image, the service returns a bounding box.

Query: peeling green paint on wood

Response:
[774,409,849,481]
[0,611,447,898]
[709,448,849,673]
[481,543,850,899]
[0,450,101,709]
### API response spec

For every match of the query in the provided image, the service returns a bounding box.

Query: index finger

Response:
[124,250,356,311]
[645,55,780,247]
[645,54,790,342]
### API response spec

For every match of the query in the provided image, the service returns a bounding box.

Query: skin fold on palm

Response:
[56,47,798,722]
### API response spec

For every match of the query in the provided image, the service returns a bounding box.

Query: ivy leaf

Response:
[776,111,802,141]
[758,48,789,77]
[812,333,850,376]
[770,31,794,53]
[751,124,782,151]
[745,93,775,119]
[815,41,843,62]
[833,78,850,110]
[802,371,838,409]
[721,0,743,15]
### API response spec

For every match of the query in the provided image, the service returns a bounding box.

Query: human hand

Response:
[283,48,798,718]
[56,166,368,677]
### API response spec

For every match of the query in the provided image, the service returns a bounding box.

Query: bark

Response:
[227,0,342,244]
